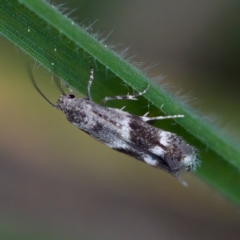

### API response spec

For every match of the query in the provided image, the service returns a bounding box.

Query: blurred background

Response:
[1,0,240,239]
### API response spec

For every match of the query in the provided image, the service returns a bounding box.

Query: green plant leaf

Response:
[1,0,240,204]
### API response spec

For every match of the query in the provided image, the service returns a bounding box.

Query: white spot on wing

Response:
[143,155,158,166]
[109,110,131,140]
[159,131,171,146]
[105,140,128,150]
[119,118,131,139]
[150,146,165,156]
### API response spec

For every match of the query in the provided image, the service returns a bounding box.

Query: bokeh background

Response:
[1,0,240,239]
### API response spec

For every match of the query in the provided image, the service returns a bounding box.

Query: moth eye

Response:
[68,94,75,99]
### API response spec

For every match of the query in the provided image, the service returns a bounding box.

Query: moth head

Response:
[55,94,75,110]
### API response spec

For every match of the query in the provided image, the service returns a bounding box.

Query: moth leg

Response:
[87,65,94,102]
[168,161,188,186]
[141,114,184,122]
[173,172,188,186]
[101,85,150,106]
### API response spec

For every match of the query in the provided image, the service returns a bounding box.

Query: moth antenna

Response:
[28,66,55,108]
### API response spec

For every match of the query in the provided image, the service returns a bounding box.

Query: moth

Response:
[30,66,199,185]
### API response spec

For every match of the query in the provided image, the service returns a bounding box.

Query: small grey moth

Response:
[30,66,199,185]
